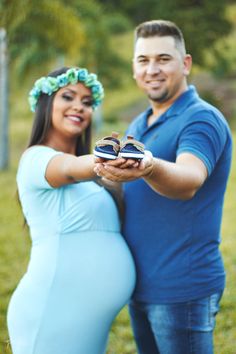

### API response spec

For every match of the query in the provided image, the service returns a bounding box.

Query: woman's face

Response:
[49,83,93,142]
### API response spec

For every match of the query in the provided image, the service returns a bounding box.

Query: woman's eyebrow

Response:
[62,88,77,94]
[62,88,92,98]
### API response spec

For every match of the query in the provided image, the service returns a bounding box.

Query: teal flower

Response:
[77,68,88,82]
[85,73,97,87]
[30,87,41,98]
[28,94,38,112]
[42,77,58,95]
[66,68,78,84]
[34,77,46,90]
[57,74,69,87]
[93,92,101,100]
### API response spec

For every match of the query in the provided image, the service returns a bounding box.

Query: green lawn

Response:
[0,114,235,353]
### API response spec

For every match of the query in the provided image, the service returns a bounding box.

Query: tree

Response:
[0,0,85,76]
[62,0,131,87]
[0,0,131,86]
[204,3,236,78]
[97,0,233,67]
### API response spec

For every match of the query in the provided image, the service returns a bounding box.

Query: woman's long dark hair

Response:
[27,66,91,155]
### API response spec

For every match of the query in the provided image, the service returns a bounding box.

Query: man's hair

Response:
[135,20,186,57]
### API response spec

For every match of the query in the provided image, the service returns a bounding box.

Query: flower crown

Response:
[28,67,104,112]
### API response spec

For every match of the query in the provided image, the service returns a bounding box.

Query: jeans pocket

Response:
[208,291,223,328]
[189,291,223,332]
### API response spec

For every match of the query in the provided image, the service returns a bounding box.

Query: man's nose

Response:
[146,62,161,75]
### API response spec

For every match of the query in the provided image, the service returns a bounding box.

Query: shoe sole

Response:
[93,150,117,160]
[120,152,144,159]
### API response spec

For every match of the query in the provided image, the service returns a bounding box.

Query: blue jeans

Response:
[129,292,223,354]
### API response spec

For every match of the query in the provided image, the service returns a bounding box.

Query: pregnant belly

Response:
[60,230,136,305]
[7,231,136,354]
[18,231,136,311]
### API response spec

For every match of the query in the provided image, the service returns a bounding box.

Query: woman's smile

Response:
[65,114,85,124]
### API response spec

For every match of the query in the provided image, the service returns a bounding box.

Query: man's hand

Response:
[94,151,154,182]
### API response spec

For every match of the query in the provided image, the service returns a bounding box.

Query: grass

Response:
[0,102,236,353]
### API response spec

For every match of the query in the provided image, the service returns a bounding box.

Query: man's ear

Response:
[183,54,192,76]
[132,59,136,79]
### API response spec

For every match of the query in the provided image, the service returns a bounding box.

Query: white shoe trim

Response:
[93,150,117,160]
[119,152,144,159]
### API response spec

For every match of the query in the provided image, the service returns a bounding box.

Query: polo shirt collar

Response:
[165,85,199,118]
[140,85,199,129]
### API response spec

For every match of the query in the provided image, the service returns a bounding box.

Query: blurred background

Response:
[0,1,236,353]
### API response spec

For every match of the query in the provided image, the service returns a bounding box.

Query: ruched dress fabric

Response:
[7,146,136,354]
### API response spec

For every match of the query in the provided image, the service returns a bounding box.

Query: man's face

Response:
[133,36,192,104]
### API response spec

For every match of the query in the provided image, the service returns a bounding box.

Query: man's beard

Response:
[147,88,169,103]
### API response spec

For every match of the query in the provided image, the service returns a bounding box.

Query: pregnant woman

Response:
[7,67,136,354]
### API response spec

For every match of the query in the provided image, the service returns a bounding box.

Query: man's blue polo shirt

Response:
[123,85,232,303]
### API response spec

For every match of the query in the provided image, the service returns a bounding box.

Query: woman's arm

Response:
[45,154,96,188]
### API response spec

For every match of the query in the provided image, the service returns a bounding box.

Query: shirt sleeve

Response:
[177,112,228,176]
[17,146,63,190]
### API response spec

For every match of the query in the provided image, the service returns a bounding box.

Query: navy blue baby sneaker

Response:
[93,132,120,160]
[119,135,145,160]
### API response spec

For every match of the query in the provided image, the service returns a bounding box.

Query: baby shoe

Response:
[119,135,145,160]
[93,132,120,160]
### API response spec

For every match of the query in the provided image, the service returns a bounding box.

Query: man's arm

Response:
[143,152,208,199]
[94,152,208,200]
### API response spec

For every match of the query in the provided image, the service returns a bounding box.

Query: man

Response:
[95,20,232,354]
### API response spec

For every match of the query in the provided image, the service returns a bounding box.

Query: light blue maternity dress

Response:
[7,146,136,354]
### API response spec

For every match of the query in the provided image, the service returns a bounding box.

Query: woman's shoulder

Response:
[17,145,63,189]
[20,145,61,162]
[18,145,63,174]
[21,145,56,157]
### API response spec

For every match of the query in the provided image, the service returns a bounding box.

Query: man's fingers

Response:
[118,159,139,169]
[105,158,126,166]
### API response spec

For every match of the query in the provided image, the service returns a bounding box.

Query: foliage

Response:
[204,4,236,78]
[0,0,131,86]
[1,0,85,75]
[1,0,235,86]
[98,0,233,67]
[1,0,236,91]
